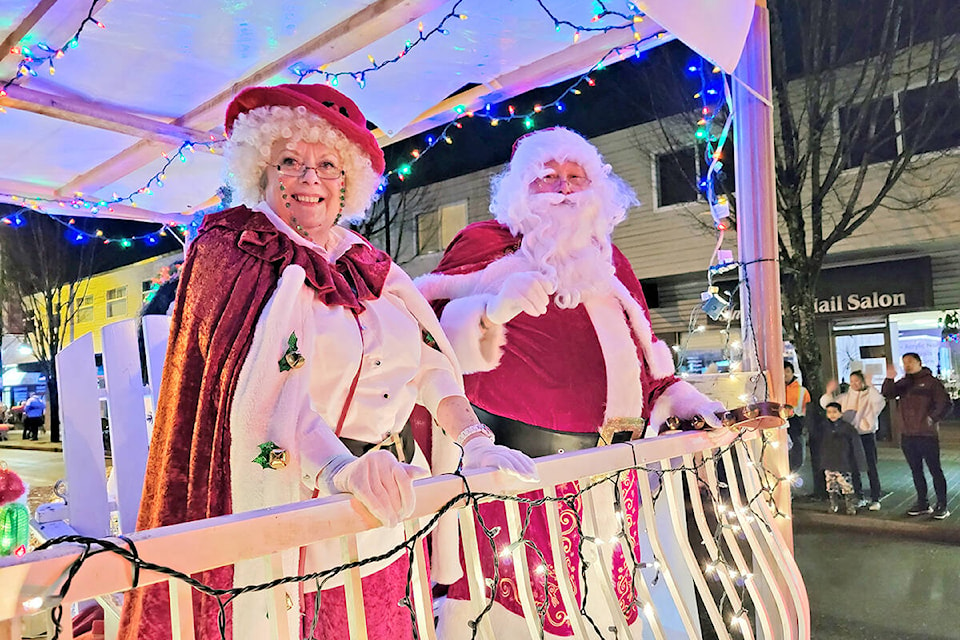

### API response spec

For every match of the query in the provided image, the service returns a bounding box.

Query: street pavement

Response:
[797,528,960,639]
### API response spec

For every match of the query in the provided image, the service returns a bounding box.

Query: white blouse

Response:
[253,203,461,480]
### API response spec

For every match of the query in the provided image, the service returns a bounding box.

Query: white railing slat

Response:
[682,452,755,640]
[455,506,496,640]
[101,319,151,535]
[738,439,811,640]
[540,485,592,639]
[502,498,547,639]
[55,333,111,538]
[659,457,733,640]
[141,314,172,428]
[265,553,292,640]
[635,466,703,638]
[339,535,368,638]
[579,482,635,638]
[169,580,196,640]
[718,447,792,639]
[703,450,778,640]
[403,518,438,640]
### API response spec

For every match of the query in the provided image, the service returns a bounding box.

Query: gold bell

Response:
[268,448,289,469]
[744,404,760,419]
[285,352,305,369]
[722,411,737,427]
[690,415,706,430]
[779,404,795,420]
[665,416,681,430]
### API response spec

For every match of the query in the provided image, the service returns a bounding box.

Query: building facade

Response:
[2,251,182,406]
[376,84,960,396]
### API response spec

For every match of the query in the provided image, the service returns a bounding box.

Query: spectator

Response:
[22,394,45,441]
[784,361,813,476]
[820,371,886,510]
[816,402,867,514]
[882,353,952,519]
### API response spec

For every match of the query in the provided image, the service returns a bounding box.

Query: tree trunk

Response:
[784,274,826,406]
[46,365,60,443]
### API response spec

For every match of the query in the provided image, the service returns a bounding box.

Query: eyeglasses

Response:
[534,172,591,190]
[275,157,343,180]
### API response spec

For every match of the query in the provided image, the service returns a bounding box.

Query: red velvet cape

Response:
[118,206,390,640]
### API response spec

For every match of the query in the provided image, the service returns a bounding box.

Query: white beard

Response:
[516,191,618,309]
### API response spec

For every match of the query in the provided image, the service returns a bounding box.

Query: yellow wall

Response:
[63,251,182,353]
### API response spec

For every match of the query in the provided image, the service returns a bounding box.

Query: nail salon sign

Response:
[812,257,932,316]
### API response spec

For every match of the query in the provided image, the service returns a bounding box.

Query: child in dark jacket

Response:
[816,402,868,514]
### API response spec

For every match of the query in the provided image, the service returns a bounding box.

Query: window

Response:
[142,280,155,304]
[655,140,735,208]
[418,201,468,254]
[839,96,898,168]
[900,79,960,154]
[656,147,698,206]
[76,295,94,324]
[105,286,127,318]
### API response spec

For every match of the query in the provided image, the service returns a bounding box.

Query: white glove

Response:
[484,272,557,325]
[462,437,540,482]
[332,450,430,527]
[648,381,726,431]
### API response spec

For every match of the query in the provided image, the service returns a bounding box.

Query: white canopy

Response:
[0,0,755,223]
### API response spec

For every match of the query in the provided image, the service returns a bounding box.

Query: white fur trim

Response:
[229,264,312,639]
[583,295,644,420]
[438,295,506,373]
[610,279,677,379]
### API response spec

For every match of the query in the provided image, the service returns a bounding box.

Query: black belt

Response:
[473,406,598,458]
[339,422,416,463]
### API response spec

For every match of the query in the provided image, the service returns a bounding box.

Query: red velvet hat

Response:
[225,84,385,175]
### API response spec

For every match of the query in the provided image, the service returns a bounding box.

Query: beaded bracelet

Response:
[456,422,495,446]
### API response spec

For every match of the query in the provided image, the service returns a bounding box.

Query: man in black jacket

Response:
[882,353,952,519]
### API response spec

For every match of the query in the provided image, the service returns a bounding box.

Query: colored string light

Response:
[0,139,223,243]
[29,419,794,640]
[290,0,470,87]
[386,30,669,181]
[0,206,185,248]
[2,0,110,93]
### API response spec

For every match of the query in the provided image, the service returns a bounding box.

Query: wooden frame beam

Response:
[375,25,672,143]
[0,0,59,66]
[59,0,451,197]
[0,85,213,145]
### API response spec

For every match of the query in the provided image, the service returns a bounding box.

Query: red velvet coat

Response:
[428,220,675,431]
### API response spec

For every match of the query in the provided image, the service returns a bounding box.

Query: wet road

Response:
[796,528,960,639]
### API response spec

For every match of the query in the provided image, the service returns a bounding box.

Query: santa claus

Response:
[416,127,724,638]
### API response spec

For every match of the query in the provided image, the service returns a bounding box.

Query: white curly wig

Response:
[490,127,638,235]
[224,105,382,222]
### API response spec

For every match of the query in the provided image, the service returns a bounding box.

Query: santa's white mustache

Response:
[528,190,591,208]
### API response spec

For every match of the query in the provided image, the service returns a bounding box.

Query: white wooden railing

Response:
[1,420,809,640]
[1,318,809,639]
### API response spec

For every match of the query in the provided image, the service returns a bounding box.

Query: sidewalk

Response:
[791,428,960,545]
[0,428,63,452]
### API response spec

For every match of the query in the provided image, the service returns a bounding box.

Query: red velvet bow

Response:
[206,207,391,313]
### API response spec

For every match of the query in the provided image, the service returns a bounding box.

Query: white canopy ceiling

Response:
[0,0,755,223]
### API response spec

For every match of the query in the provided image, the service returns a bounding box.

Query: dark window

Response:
[656,137,736,208]
[839,96,898,168]
[656,147,698,206]
[900,79,960,154]
[640,280,660,308]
